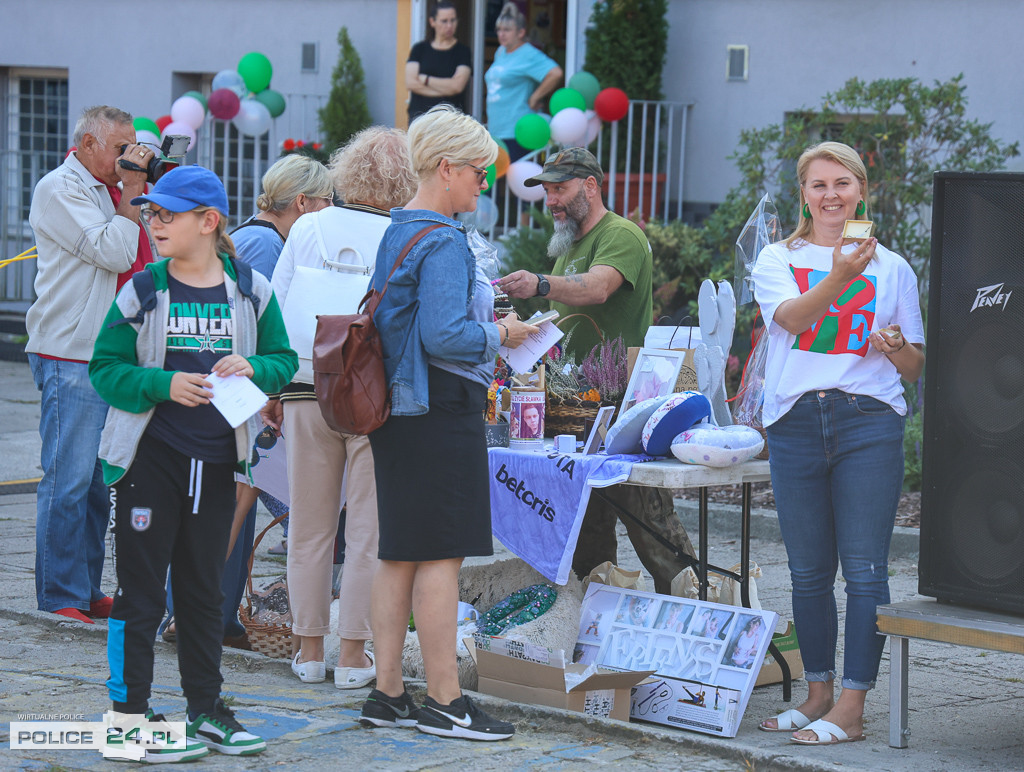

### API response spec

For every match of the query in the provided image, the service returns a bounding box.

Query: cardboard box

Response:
[755,622,804,687]
[472,639,654,722]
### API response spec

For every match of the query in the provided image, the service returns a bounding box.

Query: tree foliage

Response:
[318,27,372,153]
[723,74,1020,302]
[583,0,669,101]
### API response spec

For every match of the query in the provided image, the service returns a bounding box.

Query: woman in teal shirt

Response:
[484,2,563,161]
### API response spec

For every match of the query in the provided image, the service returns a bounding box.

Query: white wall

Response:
[664,0,1024,205]
[3,0,398,141]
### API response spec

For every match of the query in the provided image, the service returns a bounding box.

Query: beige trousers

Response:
[284,400,378,639]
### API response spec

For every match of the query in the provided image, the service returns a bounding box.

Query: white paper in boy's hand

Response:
[207,371,268,428]
[499,320,564,374]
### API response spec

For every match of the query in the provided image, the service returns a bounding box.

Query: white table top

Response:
[625,458,772,489]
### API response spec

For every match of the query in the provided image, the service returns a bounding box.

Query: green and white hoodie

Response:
[89,254,298,485]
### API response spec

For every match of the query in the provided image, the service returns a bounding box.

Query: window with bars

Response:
[1,72,68,302]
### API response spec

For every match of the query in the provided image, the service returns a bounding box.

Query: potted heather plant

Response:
[545,334,627,439]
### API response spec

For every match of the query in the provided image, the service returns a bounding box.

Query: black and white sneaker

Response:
[359,689,419,728]
[415,694,515,741]
[186,699,266,755]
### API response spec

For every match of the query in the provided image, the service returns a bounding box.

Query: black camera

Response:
[118,134,191,184]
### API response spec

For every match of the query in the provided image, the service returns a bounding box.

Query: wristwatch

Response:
[535,273,551,297]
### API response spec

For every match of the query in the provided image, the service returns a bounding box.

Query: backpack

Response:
[312,223,445,435]
[111,257,259,327]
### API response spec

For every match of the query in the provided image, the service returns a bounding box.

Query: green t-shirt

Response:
[550,212,653,361]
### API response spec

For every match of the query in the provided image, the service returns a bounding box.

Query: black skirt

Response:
[369,366,493,561]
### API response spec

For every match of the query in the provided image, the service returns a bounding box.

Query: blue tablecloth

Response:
[488,447,653,584]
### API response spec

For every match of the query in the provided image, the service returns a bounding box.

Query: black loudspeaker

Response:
[919,172,1024,614]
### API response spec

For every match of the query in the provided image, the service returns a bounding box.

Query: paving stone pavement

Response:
[2,358,1023,771]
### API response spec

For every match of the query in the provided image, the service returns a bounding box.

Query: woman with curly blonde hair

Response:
[268,126,417,690]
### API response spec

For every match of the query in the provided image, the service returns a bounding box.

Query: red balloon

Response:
[155,114,173,133]
[208,88,241,120]
[594,88,629,122]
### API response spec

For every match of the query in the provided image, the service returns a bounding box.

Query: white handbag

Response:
[281,217,372,384]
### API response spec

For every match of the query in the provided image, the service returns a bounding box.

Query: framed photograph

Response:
[582,405,616,455]
[621,347,688,413]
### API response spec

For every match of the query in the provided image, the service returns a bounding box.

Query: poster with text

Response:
[575,583,777,737]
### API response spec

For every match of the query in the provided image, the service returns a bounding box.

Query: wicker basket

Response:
[546,399,617,440]
[240,513,294,659]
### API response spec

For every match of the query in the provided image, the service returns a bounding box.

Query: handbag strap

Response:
[365,222,447,317]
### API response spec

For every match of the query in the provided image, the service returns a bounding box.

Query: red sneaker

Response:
[54,608,94,624]
[88,597,114,618]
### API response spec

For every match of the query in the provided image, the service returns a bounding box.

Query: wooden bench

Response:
[876,599,1024,748]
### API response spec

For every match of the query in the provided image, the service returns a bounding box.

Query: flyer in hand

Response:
[574,583,778,737]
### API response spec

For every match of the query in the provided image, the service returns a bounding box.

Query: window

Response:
[727,45,748,82]
[1,70,68,303]
[301,42,318,73]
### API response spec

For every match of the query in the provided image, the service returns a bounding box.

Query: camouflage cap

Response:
[523,147,605,187]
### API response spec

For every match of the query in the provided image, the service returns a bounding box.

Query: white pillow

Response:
[670,424,765,467]
[604,395,672,455]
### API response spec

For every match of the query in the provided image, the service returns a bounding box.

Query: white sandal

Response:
[334,650,376,689]
[759,708,811,732]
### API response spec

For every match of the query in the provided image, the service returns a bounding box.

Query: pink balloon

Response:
[208,88,241,120]
[161,121,196,152]
[506,160,546,202]
[584,110,602,146]
[171,95,206,131]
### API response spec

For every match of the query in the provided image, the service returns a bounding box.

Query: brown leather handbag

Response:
[312,223,445,435]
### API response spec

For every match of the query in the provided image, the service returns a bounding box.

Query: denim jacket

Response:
[371,208,500,416]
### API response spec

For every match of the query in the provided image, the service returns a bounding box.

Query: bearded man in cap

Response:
[498,148,695,593]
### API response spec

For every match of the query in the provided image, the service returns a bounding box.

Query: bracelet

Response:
[498,323,508,345]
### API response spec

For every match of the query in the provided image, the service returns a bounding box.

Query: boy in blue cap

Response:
[90,165,297,762]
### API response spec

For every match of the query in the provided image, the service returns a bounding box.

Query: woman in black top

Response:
[405,1,472,122]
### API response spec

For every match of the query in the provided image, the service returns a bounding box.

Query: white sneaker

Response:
[335,650,376,689]
[291,651,326,683]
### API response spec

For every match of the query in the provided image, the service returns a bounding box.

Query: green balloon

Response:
[485,163,496,189]
[568,71,601,108]
[549,87,586,116]
[183,90,208,113]
[238,52,273,94]
[133,117,160,136]
[254,88,287,118]
[514,114,551,151]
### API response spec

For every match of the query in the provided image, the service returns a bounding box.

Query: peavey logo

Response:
[970,283,1012,312]
[495,463,557,521]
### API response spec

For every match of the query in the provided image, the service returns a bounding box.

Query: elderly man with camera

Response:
[26,105,156,623]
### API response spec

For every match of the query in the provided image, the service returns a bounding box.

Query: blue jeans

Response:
[29,354,110,611]
[766,389,904,691]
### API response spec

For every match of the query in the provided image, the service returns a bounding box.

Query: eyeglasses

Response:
[141,207,178,224]
[466,163,488,183]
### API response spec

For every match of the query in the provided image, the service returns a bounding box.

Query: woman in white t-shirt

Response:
[752,142,924,746]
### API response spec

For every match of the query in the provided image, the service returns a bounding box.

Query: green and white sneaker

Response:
[108,710,208,764]
[186,699,267,756]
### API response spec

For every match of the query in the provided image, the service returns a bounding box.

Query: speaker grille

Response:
[920,172,1024,614]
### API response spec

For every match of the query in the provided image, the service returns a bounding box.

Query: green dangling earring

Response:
[802,203,811,219]
[856,200,866,216]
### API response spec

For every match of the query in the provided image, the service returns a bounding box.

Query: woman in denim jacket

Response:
[358,106,537,741]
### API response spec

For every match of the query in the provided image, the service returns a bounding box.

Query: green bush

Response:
[319,27,372,153]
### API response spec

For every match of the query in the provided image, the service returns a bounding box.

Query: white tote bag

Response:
[281,217,372,383]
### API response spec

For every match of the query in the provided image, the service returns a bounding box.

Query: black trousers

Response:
[106,433,235,714]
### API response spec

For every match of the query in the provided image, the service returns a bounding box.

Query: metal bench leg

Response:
[889,635,909,748]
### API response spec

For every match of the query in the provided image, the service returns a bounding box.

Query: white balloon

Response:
[507,160,546,202]
[474,194,499,231]
[135,129,161,153]
[584,110,602,146]
[550,107,588,147]
[212,69,248,99]
[170,95,206,131]
[232,99,272,137]
[160,121,195,152]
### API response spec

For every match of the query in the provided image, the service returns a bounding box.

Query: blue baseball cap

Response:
[130,165,230,216]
